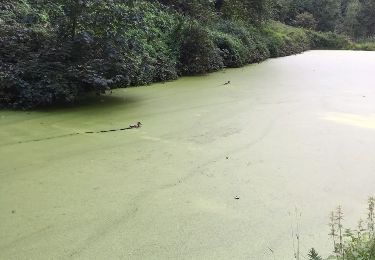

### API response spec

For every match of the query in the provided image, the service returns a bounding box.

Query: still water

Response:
[1,51,375,259]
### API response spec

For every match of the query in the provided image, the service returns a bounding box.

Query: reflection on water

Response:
[323,112,375,129]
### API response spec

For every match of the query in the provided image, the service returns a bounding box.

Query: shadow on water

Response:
[4,94,140,117]
[0,93,143,146]
[0,93,140,114]
[38,93,139,113]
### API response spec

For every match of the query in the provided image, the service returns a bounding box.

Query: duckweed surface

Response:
[1,51,375,259]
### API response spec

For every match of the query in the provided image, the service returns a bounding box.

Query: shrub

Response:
[211,31,248,67]
[351,38,375,51]
[156,0,217,23]
[263,22,310,57]
[213,20,270,64]
[177,22,223,74]
[0,0,180,108]
[307,30,351,49]
[295,12,317,30]
[307,248,322,260]
[310,197,375,260]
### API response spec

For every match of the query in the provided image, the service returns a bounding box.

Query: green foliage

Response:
[356,0,375,38]
[221,0,276,24]
[212,31,249,67]
[343,0,361,38]
[315,197,375,260]
[0,0,360,109]
[306,30,351,49]
[177,22,223,74]
[352,39,375,51]
[341,231,375,260]
[156,0,217,23]
[294,12,317,29]
[0,0,180,108]
[212,20,270,67]
[275,0,375,39]
[308,248,323,260]
[263,22,310,57]
[312,0,342,32]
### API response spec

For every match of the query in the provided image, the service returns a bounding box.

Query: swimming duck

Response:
[129,122,142,128]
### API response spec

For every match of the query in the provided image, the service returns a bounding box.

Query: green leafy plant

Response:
[308,248,323,260]
[312,197,375,260]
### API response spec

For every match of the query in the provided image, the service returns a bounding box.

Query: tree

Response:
[156,0,216,21]
[357,0,375,37]
[67,0,83,39]
[275,0,314,25]
[343,0,361,38]
[312,0,342,32]
[220,0,275,23]
[295,11,317,29]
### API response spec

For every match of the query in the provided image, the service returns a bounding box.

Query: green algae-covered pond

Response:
[1,50,375,259]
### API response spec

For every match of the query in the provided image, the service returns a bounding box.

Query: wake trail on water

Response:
[5,126,137,146]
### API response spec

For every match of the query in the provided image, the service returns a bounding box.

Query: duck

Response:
[224,81,231,85]
[129,122,142,128]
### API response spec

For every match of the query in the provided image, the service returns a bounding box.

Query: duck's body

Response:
[129,122,142,128]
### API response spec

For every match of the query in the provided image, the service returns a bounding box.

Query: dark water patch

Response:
[0,94,139,114]
[39,94,138,112]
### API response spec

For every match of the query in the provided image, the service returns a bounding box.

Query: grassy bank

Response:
[0,1,356,109]
[351,38,375,51]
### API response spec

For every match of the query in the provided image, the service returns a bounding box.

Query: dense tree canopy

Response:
[276,0,375,37]
[0,0,370,108]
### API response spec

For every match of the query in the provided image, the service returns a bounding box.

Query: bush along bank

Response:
[0,1,353,109]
